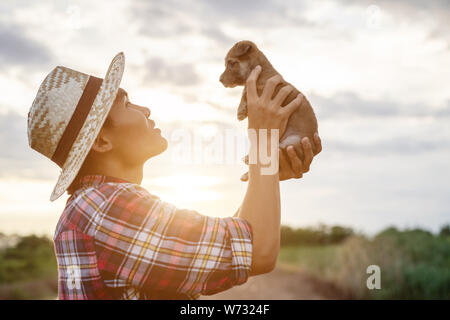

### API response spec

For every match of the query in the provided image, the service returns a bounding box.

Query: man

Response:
[27,52,321,299]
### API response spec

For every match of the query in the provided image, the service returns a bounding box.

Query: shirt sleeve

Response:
[93,185,253,299]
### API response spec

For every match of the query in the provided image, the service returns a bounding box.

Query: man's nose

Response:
[137,105,151,118]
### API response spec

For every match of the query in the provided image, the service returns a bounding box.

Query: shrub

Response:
[0,235,57,284]
[280,224,354,246]
[332,228,450,299]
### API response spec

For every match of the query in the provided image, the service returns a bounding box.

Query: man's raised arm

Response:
[236,66,305,275]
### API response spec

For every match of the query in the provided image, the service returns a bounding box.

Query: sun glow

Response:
[142,174,224,204]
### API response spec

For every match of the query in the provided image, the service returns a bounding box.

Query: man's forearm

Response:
[237,139,280,274]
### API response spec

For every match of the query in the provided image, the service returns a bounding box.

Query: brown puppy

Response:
[220,40,319,175]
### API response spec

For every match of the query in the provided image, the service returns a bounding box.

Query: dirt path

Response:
[201,265,347,300]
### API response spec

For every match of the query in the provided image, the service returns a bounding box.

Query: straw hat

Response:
[27,52,125,201]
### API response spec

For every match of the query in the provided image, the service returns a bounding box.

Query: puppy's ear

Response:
[234,42,252,57]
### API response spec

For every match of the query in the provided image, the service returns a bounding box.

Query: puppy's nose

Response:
[219,73,224,83]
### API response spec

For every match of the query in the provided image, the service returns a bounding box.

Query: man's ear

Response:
[91,130,113,153]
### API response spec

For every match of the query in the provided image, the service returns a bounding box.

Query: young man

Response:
[27,52,321,299]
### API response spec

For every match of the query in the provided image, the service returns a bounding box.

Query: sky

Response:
[0,0,449,236]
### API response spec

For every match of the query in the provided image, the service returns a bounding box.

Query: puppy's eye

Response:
[227,60,237,67]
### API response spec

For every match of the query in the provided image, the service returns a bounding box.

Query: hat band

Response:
[51,76,103,168]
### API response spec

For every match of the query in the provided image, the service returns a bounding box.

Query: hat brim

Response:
[50,52,125,201]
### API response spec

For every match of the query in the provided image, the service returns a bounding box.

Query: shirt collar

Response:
[78,174,131,189]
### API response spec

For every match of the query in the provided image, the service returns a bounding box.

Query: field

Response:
[277,228,450,299]
[1,225,449,300]
[206,226,450,300]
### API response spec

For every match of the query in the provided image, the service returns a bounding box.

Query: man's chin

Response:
[148,136,168,158]
[159,136,168,153]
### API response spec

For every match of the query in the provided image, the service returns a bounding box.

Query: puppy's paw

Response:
[242,154,249,165]
[237,99,248,120]
[280,135,304,161]
[240,172,249,181]
[237,112,248,121]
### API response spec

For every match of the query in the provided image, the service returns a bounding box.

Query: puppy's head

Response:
[219,40,261,88]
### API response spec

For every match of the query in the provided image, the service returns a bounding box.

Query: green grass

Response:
[278,244,340,276]
[0,235,58,299]
[277,231,450,299]
[1,226,449,300]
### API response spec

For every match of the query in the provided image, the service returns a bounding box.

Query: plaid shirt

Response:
[53,175,253,300]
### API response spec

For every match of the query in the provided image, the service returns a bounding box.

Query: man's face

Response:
[103,88,168,165]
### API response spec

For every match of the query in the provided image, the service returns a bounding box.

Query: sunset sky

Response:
[0,0,449,236]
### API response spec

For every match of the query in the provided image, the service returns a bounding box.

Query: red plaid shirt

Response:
[53,175,253,300]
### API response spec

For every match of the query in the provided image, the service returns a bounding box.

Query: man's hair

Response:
[66,115,114,195]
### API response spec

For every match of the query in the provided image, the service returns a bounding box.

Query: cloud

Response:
[198,0,315,29]
[129,0,314,46]
[199,27,234,45]
[0,111,28,160]
[337,0,450,16]
[306,91,450,155]
[199,0,285,23]
[310,91,450,120]
[435,102,450,117]
[325,136,450,155]
[203,100,235,117]
[140,57,202,87]
[0,23,53,68]
[129,1,197,38]
[0,110,54,180]
[338,0,450,45]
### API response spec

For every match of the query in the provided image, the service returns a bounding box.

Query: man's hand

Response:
[246,66,303,137]
[279,133,322,180]
[240,132,322,181]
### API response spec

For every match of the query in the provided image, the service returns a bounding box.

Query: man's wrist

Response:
[248,128,279,172]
